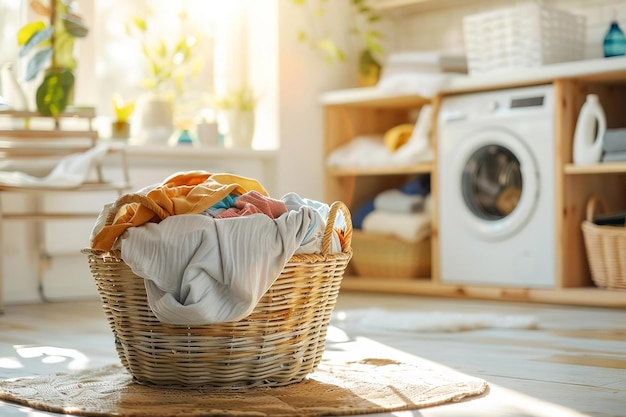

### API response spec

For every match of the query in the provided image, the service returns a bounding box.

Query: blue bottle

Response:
[604,18,626,57]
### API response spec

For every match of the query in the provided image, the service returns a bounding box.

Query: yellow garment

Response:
[91,171,268,253]
[384,124,414,152]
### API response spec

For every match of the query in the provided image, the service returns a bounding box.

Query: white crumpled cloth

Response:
[119,200,342,325]
[0,143,109,188]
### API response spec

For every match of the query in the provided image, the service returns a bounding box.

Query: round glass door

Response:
[451,129,539,240]
[462,145,522,220]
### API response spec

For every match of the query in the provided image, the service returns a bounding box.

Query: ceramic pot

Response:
[227,109,255,148]
[133,94,174,145]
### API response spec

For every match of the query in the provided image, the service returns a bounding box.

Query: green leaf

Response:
[36,68,75,116]
[365,30,383,39]
[24,47,52,81]
[131,16,146,32]
[17,21,47,46]
[19,26,53,57]
[155,40,167,59]
[62,14,89,37]
[53,31,77,69]
[316,39,346,63]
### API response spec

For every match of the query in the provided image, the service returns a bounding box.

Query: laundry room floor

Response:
[0,292,624,417]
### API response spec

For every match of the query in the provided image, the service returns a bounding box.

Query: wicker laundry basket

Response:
[83,195,352,388]
[581,195,626,290]
[350,230,431,279]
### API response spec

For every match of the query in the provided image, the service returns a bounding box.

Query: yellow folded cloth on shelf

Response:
[384,124,414,152]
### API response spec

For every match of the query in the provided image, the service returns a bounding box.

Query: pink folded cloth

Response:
[216,190,287,219]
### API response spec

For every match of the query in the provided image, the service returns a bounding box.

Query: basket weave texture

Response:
[581,195,626,290]
[350,230,431,279]
[84,198,352,388]
[463,3,585,74]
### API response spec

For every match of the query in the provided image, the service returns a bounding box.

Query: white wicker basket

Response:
[463,3,586,74]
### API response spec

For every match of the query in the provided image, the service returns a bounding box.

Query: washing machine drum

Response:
[463,145,522,219]
[453,129,539,240]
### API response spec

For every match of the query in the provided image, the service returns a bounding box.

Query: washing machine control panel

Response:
[440,87,552,124]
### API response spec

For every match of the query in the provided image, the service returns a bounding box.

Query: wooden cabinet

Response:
[322,60,626,308]
[321,88,440,286]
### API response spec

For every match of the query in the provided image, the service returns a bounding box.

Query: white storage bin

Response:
[463,3,586,74]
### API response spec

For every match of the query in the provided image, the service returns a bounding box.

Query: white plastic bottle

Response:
[573,94,606,165]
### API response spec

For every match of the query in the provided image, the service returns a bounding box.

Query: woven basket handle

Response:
[322,201,353,255]
[104,193,170,226]
[586,195,609,222]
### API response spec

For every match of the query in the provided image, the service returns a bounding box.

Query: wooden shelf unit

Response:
[323,68,626,308]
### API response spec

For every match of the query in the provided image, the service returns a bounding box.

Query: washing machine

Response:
[437,84,555,288]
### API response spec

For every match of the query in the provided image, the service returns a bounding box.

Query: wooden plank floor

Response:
[0,292,624,416]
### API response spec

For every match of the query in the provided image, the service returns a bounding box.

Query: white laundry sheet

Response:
[0,143,109,188]
[120,202,342,325]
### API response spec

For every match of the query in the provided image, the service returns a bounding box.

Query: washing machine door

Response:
[452,128,539,240]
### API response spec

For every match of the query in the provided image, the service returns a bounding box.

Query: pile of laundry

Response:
[352,175,432,243]
[89,171,348,326]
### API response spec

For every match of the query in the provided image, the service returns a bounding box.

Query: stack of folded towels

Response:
[352,175,431,243]
[602,128,626,162]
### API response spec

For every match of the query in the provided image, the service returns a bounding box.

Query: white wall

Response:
[274,0,356,202]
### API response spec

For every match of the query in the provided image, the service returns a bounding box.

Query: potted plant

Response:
[214,86,259,148]
[17,0,88,116]
[125,7,201,145]
[292,0,385,87]
[111,93,135,140]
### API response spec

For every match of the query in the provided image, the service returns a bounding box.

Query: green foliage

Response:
[17,0,88,116]
[126,8,201,97]
[214,86,258,112]
[293,0,384,72]
[36,68,75,116]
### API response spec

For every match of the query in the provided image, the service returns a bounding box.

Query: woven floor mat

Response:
[0,357,488,417]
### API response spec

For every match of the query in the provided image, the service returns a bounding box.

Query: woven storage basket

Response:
[463,3,585,74]
[83,196,352,388]
[581,195,626,290]
[350,230,431,279]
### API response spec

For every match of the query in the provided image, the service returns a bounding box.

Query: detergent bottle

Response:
[573,94,606,165]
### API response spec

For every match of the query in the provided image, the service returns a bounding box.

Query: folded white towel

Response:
[374,189,425,213]
[362,209,431,243]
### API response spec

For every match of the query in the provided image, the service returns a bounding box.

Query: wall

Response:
[274,0,357,202]
[385,0,626,59]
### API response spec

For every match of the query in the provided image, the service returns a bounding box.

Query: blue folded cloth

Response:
[602,150,626,162]
[352,199,375,229]
[603,128,626,152]
[400,174,431,195]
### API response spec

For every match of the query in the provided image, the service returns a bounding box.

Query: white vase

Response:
[132,94,174,146]
[1,63,28,111]
[227,109,255,148]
